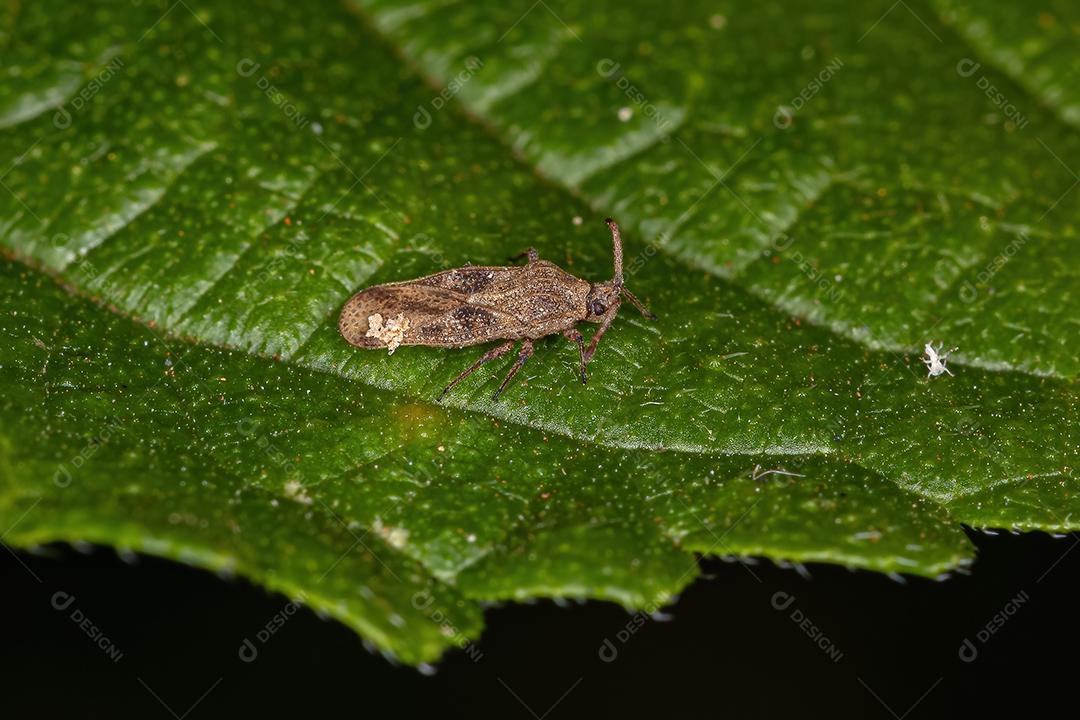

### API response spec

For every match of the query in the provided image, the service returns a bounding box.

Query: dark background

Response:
[2,528,1075,718]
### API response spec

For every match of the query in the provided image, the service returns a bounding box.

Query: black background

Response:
[2,528,1075,718]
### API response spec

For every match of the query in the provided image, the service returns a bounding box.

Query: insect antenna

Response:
[604,217,623,287]
[605,217,657,319]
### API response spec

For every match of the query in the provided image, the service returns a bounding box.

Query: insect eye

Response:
[590,300,606,315]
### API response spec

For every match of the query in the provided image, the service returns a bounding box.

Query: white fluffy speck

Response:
[922,342,955,378]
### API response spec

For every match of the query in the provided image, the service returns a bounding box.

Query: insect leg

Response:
[583,300,622,365]
[436,340,515,402]
[493,339,534,401]
[508,247,540,264]
[563,328,587,384]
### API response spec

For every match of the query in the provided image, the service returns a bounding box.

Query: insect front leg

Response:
[509,247,540,264]
[436,340,515,402]
[563,328,587,384]
[583,300,622,365]
[493,339,535,401]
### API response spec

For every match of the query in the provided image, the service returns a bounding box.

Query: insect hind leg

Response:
[436,340,515,402]
[493,339,534,401]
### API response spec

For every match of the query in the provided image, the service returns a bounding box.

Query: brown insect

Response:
[338,218,655,401]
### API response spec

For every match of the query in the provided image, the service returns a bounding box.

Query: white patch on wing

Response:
[366,312,411,354]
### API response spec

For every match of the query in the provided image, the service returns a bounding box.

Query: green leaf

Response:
[0,0,1076,663]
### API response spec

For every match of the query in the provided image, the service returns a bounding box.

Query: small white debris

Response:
[617,106,633,122]
[284,479,313,505]
[366,312,411,354]
[373,517,409,549]
[572,215,583,226]
[922,342,955,378]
